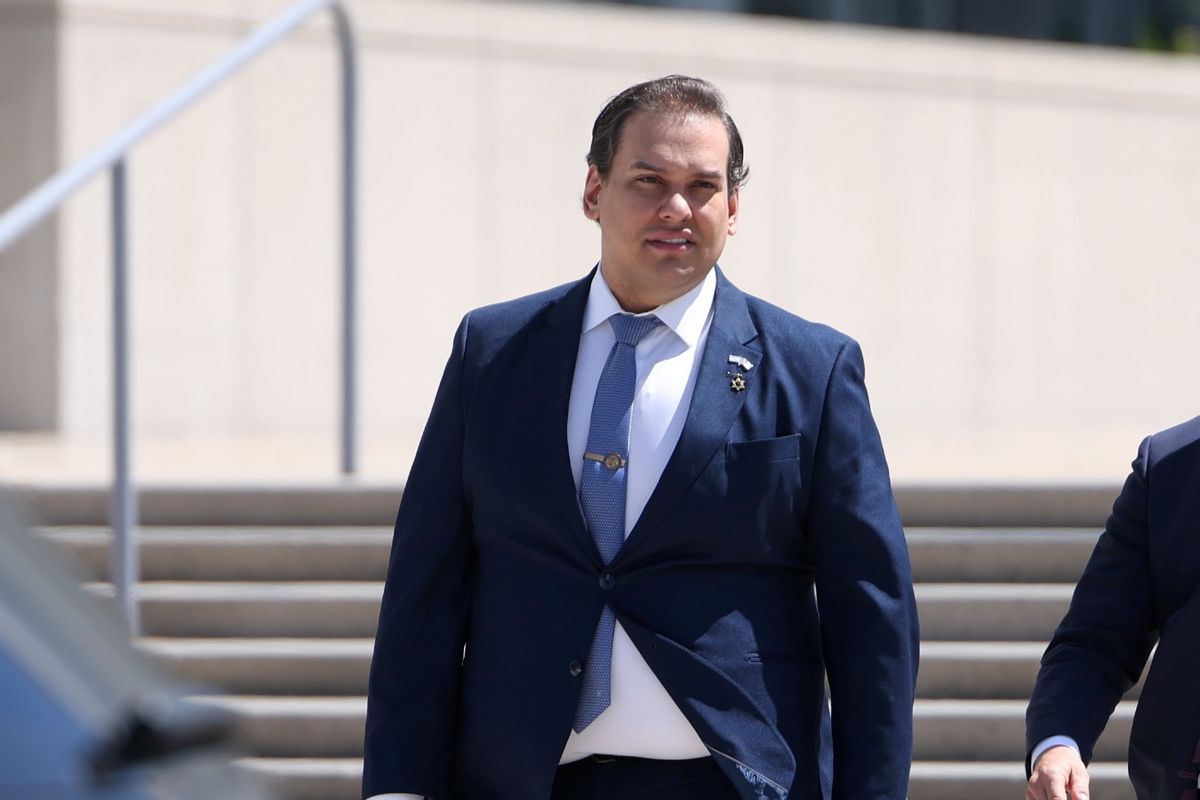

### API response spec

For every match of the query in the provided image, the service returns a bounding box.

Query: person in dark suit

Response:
[362,75,918,800]
[1026,415,1200,800]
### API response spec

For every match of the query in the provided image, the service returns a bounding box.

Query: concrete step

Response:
[46,527,392,582]
[193,696,367,758]
[192,695,1135,764]
[85,582,384,638]
[142,637,1134,701]
[241,758,363,800]
[894,485,1116,528]
[51,526,1101,584]
[139,638,374,695]
[92,580,1075,641]
[85,580,1078,641]
[241,758,1138,800]
[909,761,1134,800]
[918,641,1043,699]
[144,638,1125,701]
[918,641,1146,700]
[906,528,1097,583]
[13,482,1120,527]
[140,637,1147,703]
[914,699,1133,762]
[12,483,402,526]
[916,583,1073,641]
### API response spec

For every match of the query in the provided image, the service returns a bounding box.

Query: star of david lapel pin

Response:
[726,354,754,393]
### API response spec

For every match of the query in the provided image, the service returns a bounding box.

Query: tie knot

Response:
[608,313,662,347]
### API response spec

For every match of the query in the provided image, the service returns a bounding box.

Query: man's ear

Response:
[582,165,603,222]
[726,187,740,236]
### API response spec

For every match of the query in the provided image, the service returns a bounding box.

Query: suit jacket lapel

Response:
[624,269,761,552]
[525,272,596,560]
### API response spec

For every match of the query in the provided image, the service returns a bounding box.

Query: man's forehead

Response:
[612,111,730,173]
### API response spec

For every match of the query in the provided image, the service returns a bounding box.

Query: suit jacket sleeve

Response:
[1025,437,1158,766]
[806,339,920,798]
[363,316,474,799]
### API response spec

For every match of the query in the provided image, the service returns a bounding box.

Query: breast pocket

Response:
[724,434,802,465]
[721,434,803,529]
[692,434,806,561]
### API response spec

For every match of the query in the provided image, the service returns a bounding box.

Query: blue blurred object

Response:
[0,491,275,800]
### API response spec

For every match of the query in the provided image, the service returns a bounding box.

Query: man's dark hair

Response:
[586,75,749,194]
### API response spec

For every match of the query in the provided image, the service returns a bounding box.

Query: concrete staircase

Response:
[19,484,1137,799]
[906,527,1137,799]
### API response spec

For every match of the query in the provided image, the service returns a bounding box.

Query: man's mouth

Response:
[647,232,696,249]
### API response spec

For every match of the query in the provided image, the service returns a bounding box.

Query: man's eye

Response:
[636,175,661,185]
[694,181,719,191]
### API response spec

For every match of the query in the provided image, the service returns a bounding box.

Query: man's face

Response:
[583,111,739,313]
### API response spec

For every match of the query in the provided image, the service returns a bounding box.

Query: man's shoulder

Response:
[745,293,848,341]
[1145,414,1200,467]
[726,279,857,357]
[459,275,587,339]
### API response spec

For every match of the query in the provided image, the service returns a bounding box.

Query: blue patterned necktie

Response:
[573,312,663,733]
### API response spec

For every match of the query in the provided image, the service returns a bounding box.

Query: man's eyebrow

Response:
[629,160,725,180]
[630,160,665,173]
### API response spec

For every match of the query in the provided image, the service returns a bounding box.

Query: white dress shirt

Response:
[559,266,714,763]
[367,266,716,800]
[1030,735,1081,768]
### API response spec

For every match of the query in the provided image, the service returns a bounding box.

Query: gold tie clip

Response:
[584,452,626,471]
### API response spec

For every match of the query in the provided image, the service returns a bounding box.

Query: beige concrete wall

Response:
[6,0,1200,481]
[0,0,59,429]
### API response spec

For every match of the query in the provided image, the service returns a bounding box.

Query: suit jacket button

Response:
[569,660,583,677]
[599,573,616,590]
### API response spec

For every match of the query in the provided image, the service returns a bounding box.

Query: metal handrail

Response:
[0,0,358,634]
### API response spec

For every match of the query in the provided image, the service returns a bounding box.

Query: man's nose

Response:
[658,192,691,221]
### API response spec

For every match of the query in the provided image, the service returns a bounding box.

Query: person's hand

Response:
[1027,745,1090,800]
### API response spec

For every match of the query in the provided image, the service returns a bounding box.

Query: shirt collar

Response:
[583,265,716,349]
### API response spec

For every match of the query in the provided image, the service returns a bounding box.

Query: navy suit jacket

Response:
[1026,415,1200,799]
[363,269,919,800]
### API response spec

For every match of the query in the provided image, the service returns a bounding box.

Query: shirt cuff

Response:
[1031,735,1081,768]
[365,795,424,800]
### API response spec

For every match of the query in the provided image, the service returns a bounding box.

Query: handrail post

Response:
[334,1,358,477]
[0,0,360,631]
[110,159,139,635]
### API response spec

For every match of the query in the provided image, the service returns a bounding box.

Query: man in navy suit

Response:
[1026,415,1200,800]
[363,75,918,800]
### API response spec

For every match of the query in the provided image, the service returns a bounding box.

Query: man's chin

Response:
[640,266,711,305]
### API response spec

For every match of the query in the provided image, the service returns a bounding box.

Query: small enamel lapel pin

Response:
[728,355,754,371]
[726,354,754,393]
